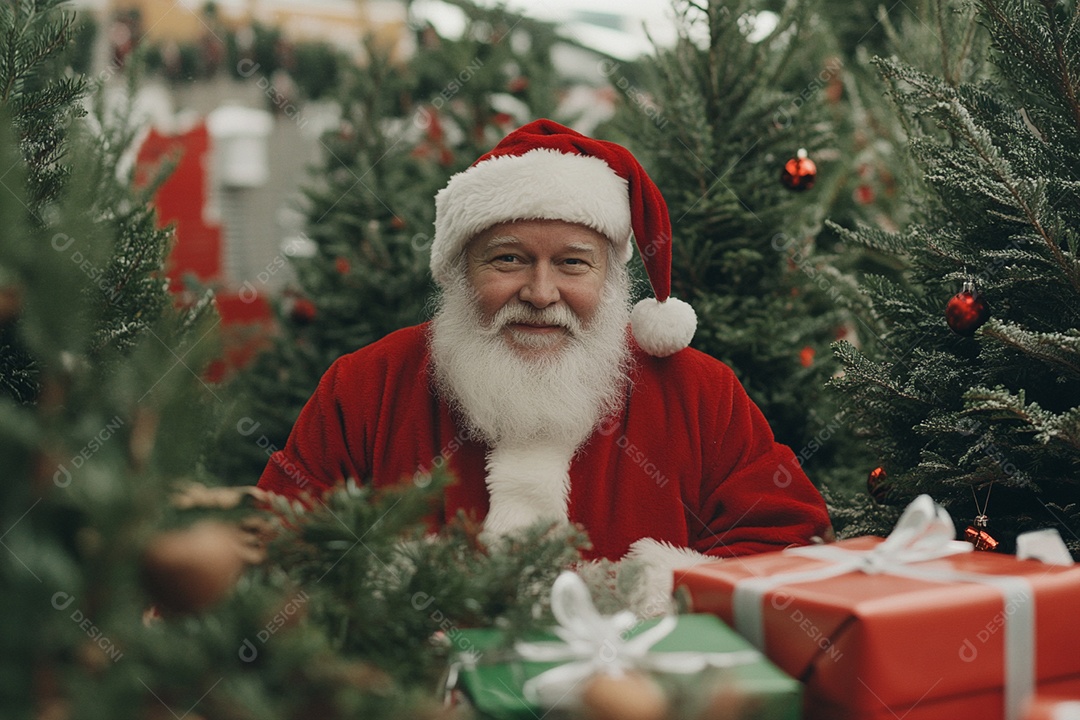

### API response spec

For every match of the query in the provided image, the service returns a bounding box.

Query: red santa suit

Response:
[257,323,829,564]
[260,119,832,594]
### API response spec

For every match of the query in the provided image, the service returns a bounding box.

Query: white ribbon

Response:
[731,494,1036,720]
[517,571,760,708]
[1050,701,1080,720]
[1017,528,1074,566]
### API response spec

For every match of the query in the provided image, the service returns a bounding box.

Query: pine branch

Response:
[980,321,1080,379]
[1042,0,1080,133]
[825,218,924,255]
[267,475,589,686]
[831,340,933,406]
[980,0,1080,133]
[965,386,1080,451]
[921,91,1080,291]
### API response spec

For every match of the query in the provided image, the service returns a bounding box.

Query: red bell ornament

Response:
[780,148,816,191]
[964,525,1000,551]
[946,280,990,335]
[964,513,999,551]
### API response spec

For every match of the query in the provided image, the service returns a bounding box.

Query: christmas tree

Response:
[602,0,869,489]
[0,128,591,711]
[0,1,179,406]
[801,0,996,504]
[827,0,1080,555]
[208,0,570,485]
[1,0,86,403]
[1,3,609,717]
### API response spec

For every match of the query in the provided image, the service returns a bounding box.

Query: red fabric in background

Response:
[136,122,273,380]
[136,122,222,285]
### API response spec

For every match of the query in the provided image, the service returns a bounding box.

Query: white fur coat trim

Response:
[624,537,715,615]
[481,442,576,538]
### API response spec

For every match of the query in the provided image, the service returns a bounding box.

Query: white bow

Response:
[516,571,759,708]
[795,492,975,571]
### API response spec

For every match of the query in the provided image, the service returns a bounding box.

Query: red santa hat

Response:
[431,118,696,357]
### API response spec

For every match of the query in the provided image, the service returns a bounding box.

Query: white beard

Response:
[429,266,634,537]
[429,268,634,451]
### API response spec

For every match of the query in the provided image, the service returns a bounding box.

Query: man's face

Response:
[463,219,610,357]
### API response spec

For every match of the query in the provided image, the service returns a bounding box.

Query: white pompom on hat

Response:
[431,118,696,357]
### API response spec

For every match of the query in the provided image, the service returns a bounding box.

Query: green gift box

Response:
[448,613,801,720]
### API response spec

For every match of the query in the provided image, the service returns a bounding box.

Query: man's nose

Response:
[518,264,560,308]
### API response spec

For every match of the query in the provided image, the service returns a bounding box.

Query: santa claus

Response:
[257,119,830,601]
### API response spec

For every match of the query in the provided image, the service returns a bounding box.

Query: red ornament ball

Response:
[854,184,875,205]
[945,284,990,335]
[334,256,350,275]
[290,297,317,324]
[781,149,817,191]
[866,466,889,503]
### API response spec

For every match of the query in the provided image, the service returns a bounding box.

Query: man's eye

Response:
[494,254,518,263]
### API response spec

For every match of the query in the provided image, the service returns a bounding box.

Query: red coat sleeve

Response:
[690,355,831,557]
[256,354,369,500]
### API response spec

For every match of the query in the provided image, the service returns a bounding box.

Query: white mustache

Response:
[490,303,584,336]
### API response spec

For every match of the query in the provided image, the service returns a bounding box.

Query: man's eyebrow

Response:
[479,235,520,253]
[477,237,600,256]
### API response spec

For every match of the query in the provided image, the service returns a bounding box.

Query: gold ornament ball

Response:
[141,521,247,614]
[581,671,669,720]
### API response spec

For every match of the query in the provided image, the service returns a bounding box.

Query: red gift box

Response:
[676,502,1080,720]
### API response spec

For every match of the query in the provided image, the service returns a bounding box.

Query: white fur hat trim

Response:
[431,149,633,285]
